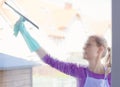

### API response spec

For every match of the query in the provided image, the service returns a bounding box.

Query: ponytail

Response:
[104,47,111,74]
[106,47,111,67]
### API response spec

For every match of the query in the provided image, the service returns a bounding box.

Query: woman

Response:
[14,17,111,87]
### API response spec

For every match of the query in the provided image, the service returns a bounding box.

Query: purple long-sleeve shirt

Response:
[42,54,111,87]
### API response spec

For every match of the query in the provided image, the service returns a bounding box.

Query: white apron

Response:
[84,67,110,87]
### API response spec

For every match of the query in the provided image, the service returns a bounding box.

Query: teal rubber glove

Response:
[14,17,40,52]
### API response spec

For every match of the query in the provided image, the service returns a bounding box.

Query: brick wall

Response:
[0,68,32,87]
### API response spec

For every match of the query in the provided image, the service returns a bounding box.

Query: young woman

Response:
[14,17,111,87]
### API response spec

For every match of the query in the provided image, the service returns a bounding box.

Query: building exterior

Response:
[0,53,37,87]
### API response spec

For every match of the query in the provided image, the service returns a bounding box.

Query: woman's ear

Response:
[97,46,104,56]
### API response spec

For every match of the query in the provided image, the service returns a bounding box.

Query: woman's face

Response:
[83,37,100,60]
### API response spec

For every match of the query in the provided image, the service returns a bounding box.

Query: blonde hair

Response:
[89,35,108,58]
[106,47,112,67]
[89,35,111,67]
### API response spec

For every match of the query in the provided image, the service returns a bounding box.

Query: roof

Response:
[0,53,39,70]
